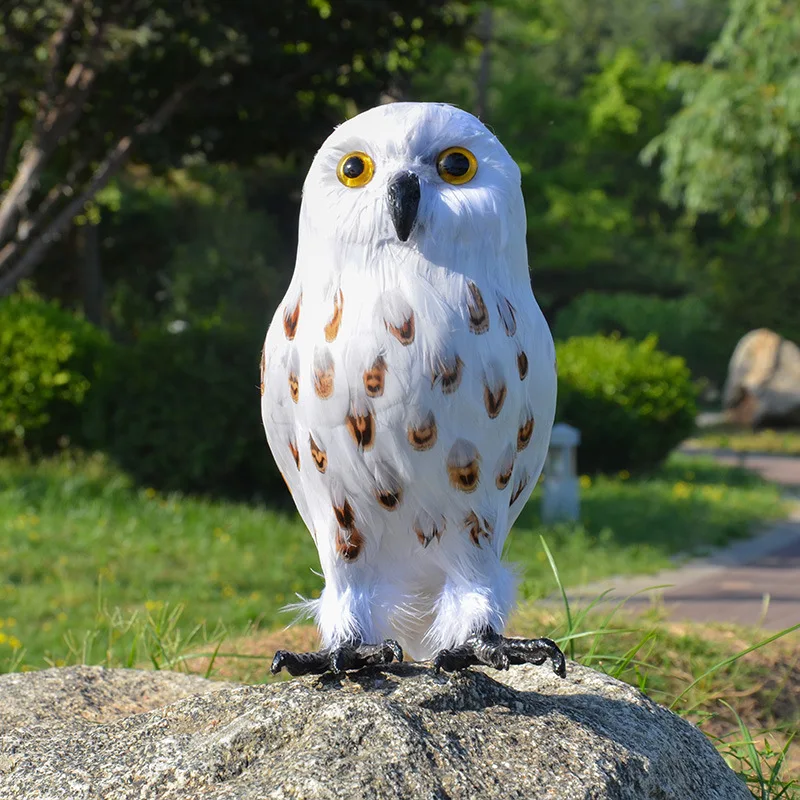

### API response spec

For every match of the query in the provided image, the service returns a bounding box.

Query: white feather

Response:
[262,103,556,660]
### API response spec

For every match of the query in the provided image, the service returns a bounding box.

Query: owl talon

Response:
[433,629,566,678]
[271,639,403,677]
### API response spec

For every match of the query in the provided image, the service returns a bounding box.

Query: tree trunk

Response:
[474,5,493,120]
[79,221,104,326]
[0,80,195,296]
[0,91,20,182]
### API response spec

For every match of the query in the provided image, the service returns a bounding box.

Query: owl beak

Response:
[387,171,420,242]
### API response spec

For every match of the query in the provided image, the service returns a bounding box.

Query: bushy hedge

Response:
[556,334,697,474]
[1,294,695,496]
[553,292,734,383]
[86,323,284,500]
[0,294,110,452]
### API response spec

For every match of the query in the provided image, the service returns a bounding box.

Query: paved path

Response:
[562,450,800,631]
[564,510,800,630]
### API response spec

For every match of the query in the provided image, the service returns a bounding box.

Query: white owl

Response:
[262,102,564,678]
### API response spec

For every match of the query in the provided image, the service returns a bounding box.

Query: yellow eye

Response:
[436,147,478,185]
[337,151,375,188]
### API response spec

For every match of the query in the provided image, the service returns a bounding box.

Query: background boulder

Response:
[0,663,750,800]
[723,329,800,427]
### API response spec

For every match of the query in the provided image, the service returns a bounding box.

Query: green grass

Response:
[685,425,800,456]
[0,450,786,671]
[0,452,320,670]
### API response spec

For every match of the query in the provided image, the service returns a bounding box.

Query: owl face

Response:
[299,103,526,262]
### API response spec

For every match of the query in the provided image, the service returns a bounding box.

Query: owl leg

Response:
[270,573,403,676]
[428,564,566,677]
[432,627,566,678]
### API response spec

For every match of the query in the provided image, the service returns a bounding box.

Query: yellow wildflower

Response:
[672,481,692,499]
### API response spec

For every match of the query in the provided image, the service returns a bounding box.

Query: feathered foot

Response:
[433,627,566,678]
[271,639,403,677]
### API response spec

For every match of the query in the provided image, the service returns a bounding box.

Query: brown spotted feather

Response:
[483,381,507,418]
[309,434,327,473]
[517,415,534,451]
[466,282,490,334]
[335,526,364,561]
[346,410,375,451]
[432,355,463,394]
[288,371,299,403]
[363,355,387,398]
[447,440,481,493]
[465,511,493,548]
[407,412,438,451]
[386,313,415,345]
[283,295,301,340]
[517,350,529,381]
[324,289,344,342]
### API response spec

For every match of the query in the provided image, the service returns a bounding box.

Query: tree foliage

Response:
[413,0,721,315]
[644,0,800,226]
[0,0,463,294]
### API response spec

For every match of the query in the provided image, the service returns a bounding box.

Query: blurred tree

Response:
[644,0,800,227]
[499,0,725,94]
[0,0,463,295]
[698,219,800,345]
[413,0,723,316]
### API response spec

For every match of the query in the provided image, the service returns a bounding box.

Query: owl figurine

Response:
[262,102,565,678]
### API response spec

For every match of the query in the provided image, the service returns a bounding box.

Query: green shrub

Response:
[556,334,697,473]
[553,292,734,383]
[0,294,111,452]
[87,322,283,500]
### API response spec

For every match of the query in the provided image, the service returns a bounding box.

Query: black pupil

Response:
[343,156,365,179]
[441,151,470,177]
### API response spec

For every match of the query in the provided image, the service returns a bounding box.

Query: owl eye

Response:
[337,151,375,188]
[436,147,478,185]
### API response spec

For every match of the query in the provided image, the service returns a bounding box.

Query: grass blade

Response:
[540,535,574,659]
[670,623,800,710]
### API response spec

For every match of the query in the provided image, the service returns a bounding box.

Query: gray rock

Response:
[0,665,231,729]
[723,328,800,427]
[0,662,750,800]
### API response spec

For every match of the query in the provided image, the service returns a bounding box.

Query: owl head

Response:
[298,103,527,271]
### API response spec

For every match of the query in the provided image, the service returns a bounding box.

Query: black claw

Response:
[330,646,349,674]
[433,629,567,678]
[270,650,286,675]
[271,638,404,678]
[385,639,404,664]
[270,648,332,676]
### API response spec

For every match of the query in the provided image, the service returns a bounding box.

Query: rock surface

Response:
[0,664,231,729]
[0,662,750,800]
[723,328,800,427]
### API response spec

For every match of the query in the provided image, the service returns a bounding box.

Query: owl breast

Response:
[261,262,556,571]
